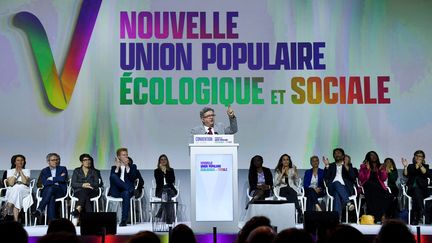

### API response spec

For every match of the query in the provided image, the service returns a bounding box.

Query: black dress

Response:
[363,171,394,221]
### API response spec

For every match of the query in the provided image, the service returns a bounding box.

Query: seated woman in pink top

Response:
[359,151,395,223]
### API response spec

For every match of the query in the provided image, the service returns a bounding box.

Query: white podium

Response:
[189,135,239,232]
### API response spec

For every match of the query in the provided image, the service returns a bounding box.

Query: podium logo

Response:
[200,161,228,171]
[13,0,102,110]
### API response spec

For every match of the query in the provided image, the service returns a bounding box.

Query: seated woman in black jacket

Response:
[154,154,178,199]
[71,154,101,217]
[154,154,178,224]
[246,155,273,209]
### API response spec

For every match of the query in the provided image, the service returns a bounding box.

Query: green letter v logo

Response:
[14,0,102,110]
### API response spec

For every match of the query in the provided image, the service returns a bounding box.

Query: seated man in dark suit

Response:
[323,148,356,219]
[32,153,68,222]
[108,147,139,226]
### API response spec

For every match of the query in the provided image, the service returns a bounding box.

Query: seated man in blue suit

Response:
[108,147,139,226]
[32,153,68,222]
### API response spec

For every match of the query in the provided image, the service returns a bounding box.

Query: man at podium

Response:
[191,106,238,135]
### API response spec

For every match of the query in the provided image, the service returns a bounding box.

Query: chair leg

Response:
[354,200,359,224]
[346,205,348,223]
[44,208,47,225]
[130,200,134,225]
[139,202,143,223]
[105,200,109,213]
[25,211,28,226]
[174,203,178,224]
[326,198,329,211]
[357,198,362,214]
[408,200,411,225]
[70,200,75,220]
[95,200,99,212]
[60,202,64,218]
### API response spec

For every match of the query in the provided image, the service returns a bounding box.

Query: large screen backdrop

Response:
[0,0,431,169]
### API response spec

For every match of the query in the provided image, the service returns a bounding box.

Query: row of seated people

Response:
[247,148,431,225]
[0,147,178,227]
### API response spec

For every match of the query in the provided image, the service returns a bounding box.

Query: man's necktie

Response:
[208,127,213,135]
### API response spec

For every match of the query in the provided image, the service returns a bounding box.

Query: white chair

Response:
[131,179,145,224]
[0,180,8,208]
[302,185,326,212]
[34,179,70,225]
[401,183,413,225]
[358,178,393,220]
[422,178,432,224]
[274,179,305,223]
[323,180,334,211]
[2,178,35,226]
[356,179,366,214]
[323,180,359,223]
[347,185,359,223]
[402,178,432,225]
[149,179,180,225]
[68,179,102,220]
[105,178,141,225]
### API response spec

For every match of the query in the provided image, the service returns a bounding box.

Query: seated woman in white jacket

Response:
[274,154,302,215]
[4,154,33,222]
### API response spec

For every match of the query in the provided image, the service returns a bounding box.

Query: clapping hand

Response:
[322,156,330,166]
[401,158,408,168]
[282,166,288,175]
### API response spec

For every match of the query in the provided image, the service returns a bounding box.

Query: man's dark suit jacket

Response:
[324,162,356,195]
[40,165,68,194]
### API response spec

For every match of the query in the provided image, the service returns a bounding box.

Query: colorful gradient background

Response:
[0,0,431,169]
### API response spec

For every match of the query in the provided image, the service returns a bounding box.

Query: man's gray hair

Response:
[46,153,60,162]
[200,107,215,118]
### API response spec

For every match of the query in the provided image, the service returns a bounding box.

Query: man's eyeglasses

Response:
[203,114,216,118]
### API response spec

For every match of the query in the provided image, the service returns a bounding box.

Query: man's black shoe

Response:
[119,220,127,227]
[71,209,80,218]
[32,210,42,218]
[134,189,142,199]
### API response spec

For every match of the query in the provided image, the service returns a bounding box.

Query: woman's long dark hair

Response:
[364,151,380,169]
[249,155,264,176]
[11,154,26,169]
[275,154,293,172]
[157,154,172,171]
